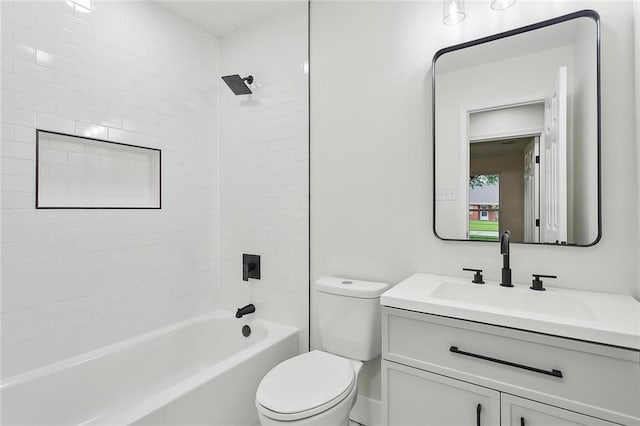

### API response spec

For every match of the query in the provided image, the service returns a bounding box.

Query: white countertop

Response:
[381,273,640,350]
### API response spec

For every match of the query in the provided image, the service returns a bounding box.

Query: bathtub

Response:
[0,311,298,425]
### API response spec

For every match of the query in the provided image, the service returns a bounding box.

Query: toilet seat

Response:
[257,381,355,422]
[256,351,356,421]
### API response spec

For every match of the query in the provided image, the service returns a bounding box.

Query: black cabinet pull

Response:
[521,416,525,426]
[449,346,563,378]
[476,403,482,426]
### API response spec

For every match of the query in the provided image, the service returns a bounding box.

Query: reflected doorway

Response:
[469,137,539,242]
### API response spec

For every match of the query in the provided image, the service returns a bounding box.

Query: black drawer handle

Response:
[476,403,482,426]
[449,346,563,378]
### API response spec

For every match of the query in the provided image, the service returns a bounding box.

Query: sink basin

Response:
[430,281,596,321]
[380,273,640,350]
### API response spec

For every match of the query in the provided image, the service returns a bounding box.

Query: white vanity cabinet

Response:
[383,363,617,426]
[385,361,500,426]
[381,307,640,426]
[501,394,618,426]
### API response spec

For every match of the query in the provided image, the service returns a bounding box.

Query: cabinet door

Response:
[501,394,619,426]
[383,361,500,426]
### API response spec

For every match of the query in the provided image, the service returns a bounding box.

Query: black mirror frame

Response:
[431,9,601,247]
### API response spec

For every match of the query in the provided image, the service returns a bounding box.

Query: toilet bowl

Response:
[256,277,389,426]
[256,351,362,426]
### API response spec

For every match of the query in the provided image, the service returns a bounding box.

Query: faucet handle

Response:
[462,268,485,284]
[531,274,557,291]
[242,263,251,281]
[242,254,261,282]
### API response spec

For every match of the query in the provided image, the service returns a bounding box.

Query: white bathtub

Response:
[0,311,298,425]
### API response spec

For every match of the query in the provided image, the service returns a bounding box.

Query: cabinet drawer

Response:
[501,394,619,426]
[383,308,640,423]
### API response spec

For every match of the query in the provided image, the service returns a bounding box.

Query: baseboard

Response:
[350,394,382,426]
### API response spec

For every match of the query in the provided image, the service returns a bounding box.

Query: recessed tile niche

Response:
[36,130,161,209]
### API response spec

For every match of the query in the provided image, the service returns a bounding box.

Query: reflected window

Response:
[469,174,500,241]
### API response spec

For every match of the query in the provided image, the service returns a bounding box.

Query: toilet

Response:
[256,277,389,426]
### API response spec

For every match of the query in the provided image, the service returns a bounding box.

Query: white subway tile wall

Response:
[1,1,218,377]
[37,131,161,208]
[218,4,309,352]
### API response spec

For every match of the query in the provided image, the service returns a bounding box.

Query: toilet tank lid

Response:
[316,276,390,299]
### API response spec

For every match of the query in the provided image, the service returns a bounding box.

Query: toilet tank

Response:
[316,277,390,361]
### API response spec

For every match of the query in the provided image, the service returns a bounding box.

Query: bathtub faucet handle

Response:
[236,304,256,319]
[243,263,252,281]
[242,254,261,282]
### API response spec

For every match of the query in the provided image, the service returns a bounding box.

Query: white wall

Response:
[635,0,640,299]
[218,3,309,353]
[37,131,161,208]
[468,104,545,141]
[1,0,218,378]
[311,0,638,408]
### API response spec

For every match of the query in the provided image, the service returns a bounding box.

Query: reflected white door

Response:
[540,66,568,244]
[524,137,540,243]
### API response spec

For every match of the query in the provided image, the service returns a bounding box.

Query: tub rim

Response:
[101,316,298,424]
[0,310,297,390]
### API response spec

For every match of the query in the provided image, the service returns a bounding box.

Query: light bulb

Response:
[443,0,465,25]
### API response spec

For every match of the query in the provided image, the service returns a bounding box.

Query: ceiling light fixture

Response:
[443,0,465,25]
[491,0,516,11]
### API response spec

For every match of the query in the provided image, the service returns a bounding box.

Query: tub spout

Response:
[235,304,255,319]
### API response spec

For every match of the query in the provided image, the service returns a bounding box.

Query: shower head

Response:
[221,74,253,95]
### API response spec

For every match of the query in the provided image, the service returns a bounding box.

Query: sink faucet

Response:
[500,230,513,287]
[235,304,255,318]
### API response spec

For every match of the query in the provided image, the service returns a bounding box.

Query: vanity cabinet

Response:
[383,363,617,426]
[386,362,500,426]
[501,394,617,426]
[381,307,640,426]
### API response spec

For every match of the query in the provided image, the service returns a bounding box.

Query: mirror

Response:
[433,10,600,246]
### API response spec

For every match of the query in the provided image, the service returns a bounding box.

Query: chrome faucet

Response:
[500,230,513,287]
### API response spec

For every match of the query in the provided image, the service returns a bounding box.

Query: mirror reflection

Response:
[433,11,600,246]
